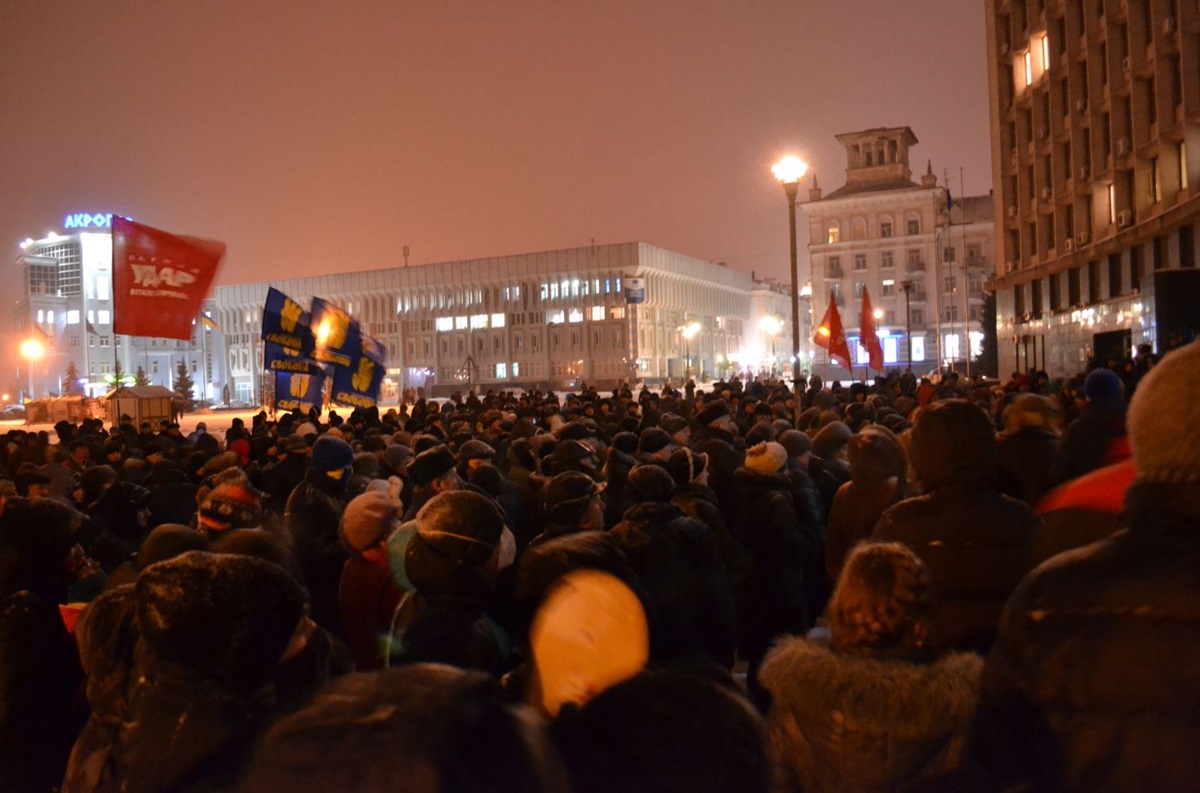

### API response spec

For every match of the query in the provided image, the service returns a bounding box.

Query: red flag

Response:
[814,294,853,373]
[860,287,885,371]
[111,217,226,341]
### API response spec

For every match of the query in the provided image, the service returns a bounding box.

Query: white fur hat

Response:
[744,441,788,475]
[1128,341,1200,483]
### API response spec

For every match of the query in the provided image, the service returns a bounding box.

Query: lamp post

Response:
[681,321,700,380]
[758,314,783,377]
[20,337,44,401]
[772,155,808,427]
[900,279,914,372]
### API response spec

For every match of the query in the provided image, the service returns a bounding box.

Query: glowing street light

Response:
[20,337,44,400]
[773,155,809,427]
[873,308,884,320]
[759,314,784,375]
[681,321,701,379]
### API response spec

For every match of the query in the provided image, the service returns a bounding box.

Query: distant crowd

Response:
[0,330,1197,793]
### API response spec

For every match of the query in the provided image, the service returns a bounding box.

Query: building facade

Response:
[986,0,1200,377]
[802,127,995,380]
[211,242,768,400]
[13,215,227,401]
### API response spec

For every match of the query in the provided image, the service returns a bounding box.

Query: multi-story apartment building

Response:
[987,0,1200,376]
[803,127,995,379]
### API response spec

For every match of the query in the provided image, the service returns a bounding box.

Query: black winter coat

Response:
[695,426,744,531]
[972,482,1200,793]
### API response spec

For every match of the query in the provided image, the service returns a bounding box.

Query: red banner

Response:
[860,288,884,372]
[111,217,226,341]
[814,294,853,373]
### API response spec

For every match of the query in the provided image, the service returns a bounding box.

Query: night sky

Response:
[1,1,990,323]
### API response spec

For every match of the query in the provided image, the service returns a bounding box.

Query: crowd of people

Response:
[0,335,1196,793]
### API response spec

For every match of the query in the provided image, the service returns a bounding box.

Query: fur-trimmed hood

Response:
[760,636,982,793]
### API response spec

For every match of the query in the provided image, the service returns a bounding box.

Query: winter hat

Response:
[341,490,401,552]
[281,435,308,455]
[557,422,595,442]
[457,439,495,462]
[412,434,441,455]
[507,438,538,471]
[625,464,677,503]
[197,482,266,535]
[666,447,708,486]
[848,426,908,483]
[811,420,853,460]
[660,414,689,435]
[137,524,208,569]
[744,441,788,474]
[408,445,457,486]
[694,399,730,427]
[383,444,413,472]
[136,550,306,694]
[529,569,649,717]
[543,471,606,524]
[352,452,380,479]
[229,437,252,466]
[405,490,506,589]
[310,434,354,476]
[778,429,812,459]
[637,428,673,456]
[208,528,293,570]
[552,439,596,470]
[1083,368,1125,406]
[909,400,997,487]
[1127,340,1200,483]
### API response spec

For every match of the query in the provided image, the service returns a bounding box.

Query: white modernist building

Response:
[211,242,795,400]
[13,214,227,401]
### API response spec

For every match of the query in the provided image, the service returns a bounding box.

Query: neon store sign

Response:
[63,212,113,230]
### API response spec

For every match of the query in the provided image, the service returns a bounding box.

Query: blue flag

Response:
[311,296,362,369]
[274,364,326,412]
[331,333,385,409]
[262,287,315,354]
[264,341,318,373]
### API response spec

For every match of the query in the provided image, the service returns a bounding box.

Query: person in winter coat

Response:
[601,432,639,529]
[388,490,514,674]
[239,664,572,793]
[761,542,982,793]
[692,399,745,533]
[825,425,908,583]
[64,551,312,793]
[337,490,405,670]
[972,342,1200,793]
[732,441,819,690]
[259,435,310,515]
[530,471,606,547]
[668,446,750,596]
[995,393,1062,506]
[285,434,355,637]
[1050,367,1128,483]
[872,400,1041,654]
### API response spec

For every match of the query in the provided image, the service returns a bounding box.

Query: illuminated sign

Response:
[63,212,113,230]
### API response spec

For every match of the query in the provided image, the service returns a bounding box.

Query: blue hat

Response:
[310,434,354,474]
[1083,368,1124,405]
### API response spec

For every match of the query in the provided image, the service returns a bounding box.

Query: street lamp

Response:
[759,314,783,376]
[772,155,808,426]
[20,337,44,400]
[900,280,914,372]
[681,321,701,380]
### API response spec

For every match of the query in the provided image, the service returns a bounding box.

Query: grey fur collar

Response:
[760,637,982,738]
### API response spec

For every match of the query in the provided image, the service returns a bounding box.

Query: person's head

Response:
[543,471,606,532]
[340,490,402,554]
[694,399,736,435]
[1082,367,1126,409]
[309,434,355,488]
[778,429,812,468]
[406,490,510,590]
[666,447,708,488]
[69,439,90,465]
[409,445,460,494]
[1127,340,1200,485]
[456,439,495,474]
[828,542,931,657]
[196,482,266,536]
[240,664,571,793]
[908,400,997,487]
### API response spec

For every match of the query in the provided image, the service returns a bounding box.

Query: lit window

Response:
[570,279,580,296]
[513,285,521,300]
[470,314,487,329]
[590,306,605,321]
[1024,50,1033,87]
[548,310,565,324]
[67,310,80,325]
[1108,183,1117,224]
[550,283,559,299]
[568,308,584,323]
[912,335,926,362]
[495,363,507,379]
[1041,34,1050,72]
[944,334,961,360]
[435,317,453,331]
[36,309,44,323]
[98,310,111,324]
[540,283,549,300]
[512,362,520,377]
[827,225,840,244]
[884,336,898,364]
[611,307,626,319]
[87,310,95,323]
[96,276,110,301]
[454,316,468,330]
[491,313,505,327]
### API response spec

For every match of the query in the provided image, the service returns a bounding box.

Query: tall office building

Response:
[803,127,994,379]
[986,0,1200,376]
